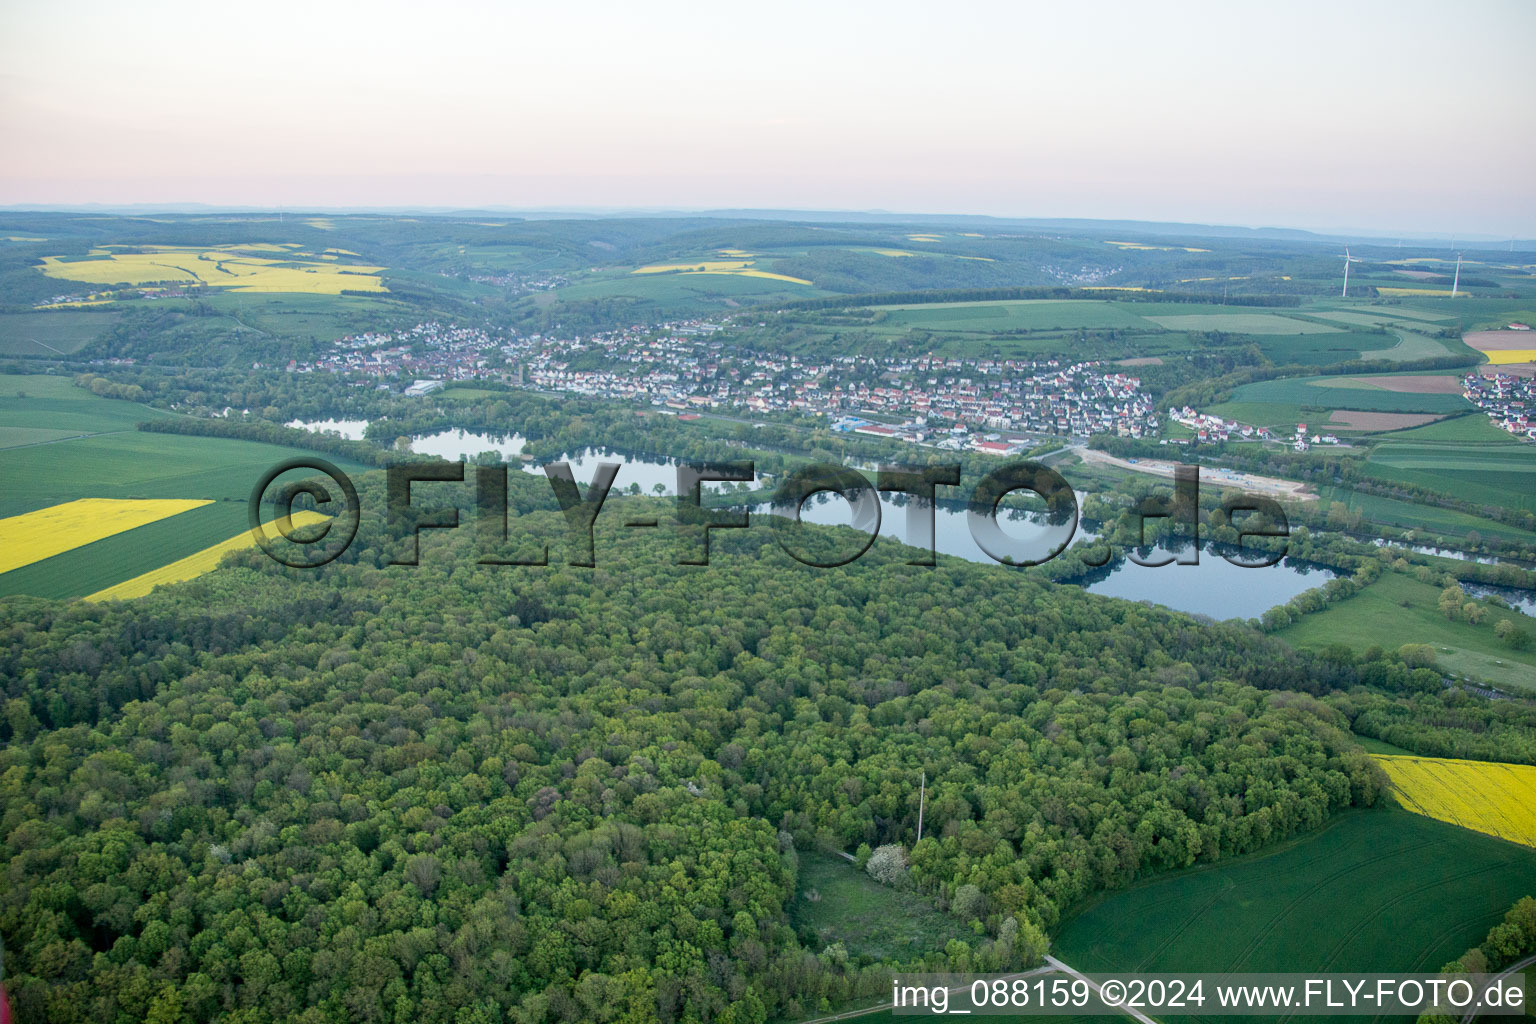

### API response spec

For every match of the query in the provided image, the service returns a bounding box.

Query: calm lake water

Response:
[410,428,527,461]
[286,418,370,441]
[525,450,1342,621]
[1462,583,1536,617]
[521,447,763,494]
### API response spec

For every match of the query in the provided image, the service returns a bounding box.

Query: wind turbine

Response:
[1451,253,1463,297]
[1340,246,1362,298]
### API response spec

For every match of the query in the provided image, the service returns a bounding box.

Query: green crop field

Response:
[0,430,371,517]
[1362,306,1454,321]
[1361,329,1457,361]
[0,371,172,434]
[876,299,1155,332]
[0,500,253,600]
[0,311,119,355]
[1279,571,1536,692]
[1144,312,1341,334]
[1250,330,1398,364]
[1219,375,1473,418]
[1268,375,1473,412]
[1363,437,1536,511]
[553,270,824,309]
[1378,415,1519,442]
[1309,310,1431,328]
[1054,808,1536,1021]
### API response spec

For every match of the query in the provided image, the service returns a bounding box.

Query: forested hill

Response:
[0,473,1389,1024]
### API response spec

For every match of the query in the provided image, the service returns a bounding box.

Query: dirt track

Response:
[1076,447,1317,501]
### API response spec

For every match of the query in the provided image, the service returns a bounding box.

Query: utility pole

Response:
[916,770,926,843]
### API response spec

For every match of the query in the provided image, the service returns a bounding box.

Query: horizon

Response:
[4,0,1534,236]
[4,203,1532,248]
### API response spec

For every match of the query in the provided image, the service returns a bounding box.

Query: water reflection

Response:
[527,449,1348,621]
[410,428,527,461]
[286,418,370,441]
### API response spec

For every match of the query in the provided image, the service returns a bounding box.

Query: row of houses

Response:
[1464,372,1536,441]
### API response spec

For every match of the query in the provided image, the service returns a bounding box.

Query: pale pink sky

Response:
[3,0,1534,235]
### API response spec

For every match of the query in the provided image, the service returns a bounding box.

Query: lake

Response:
[410,428,527,461]
[526,450,1342,622]
[286,417,370,441]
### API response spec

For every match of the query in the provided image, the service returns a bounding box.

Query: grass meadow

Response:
[791,851,971,965]
[1279,571,1536,692]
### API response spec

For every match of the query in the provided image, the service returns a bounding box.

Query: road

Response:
[1045,955,1162,1024]
[1462,952,1535,1023]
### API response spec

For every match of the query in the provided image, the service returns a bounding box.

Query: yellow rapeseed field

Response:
[1371,753,1536,849]
[84,510,332,601]
[632,259,812,285]
[0,498,211,574]
[37,244,387,295]
[1487,349,1536,364]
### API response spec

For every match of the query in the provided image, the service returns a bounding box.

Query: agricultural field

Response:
[0,372,371,597]
[549,268,827,311]
[632,257,812,285]
[35,243,388,295]
[1207,371,1474,434]
[85,508,331,602]
[0,373,370,514]
[1372,754,1536,849]
[1465,329,1536,373]
[0,371,172,436]
[1143,311,1342,333]
[0,497,210,573]
[1365,429,1536,512]
[1359,329,1458,361]
[1054,809,1536,1016]
[0,310,118,355]
[0,500,249,600]
[1278,570,1536,693]
[1250,329,1405,365]
[874,298,1157,331]
[1376,414,1523,442]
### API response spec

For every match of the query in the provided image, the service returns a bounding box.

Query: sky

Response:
[3,0,1534,236]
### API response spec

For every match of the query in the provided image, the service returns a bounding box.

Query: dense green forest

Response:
[1,472,1402,1024]
[4,211,1535,1024]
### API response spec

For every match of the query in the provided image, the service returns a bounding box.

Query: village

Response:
[1463,370,1536,440]
[289,316,1162,450]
